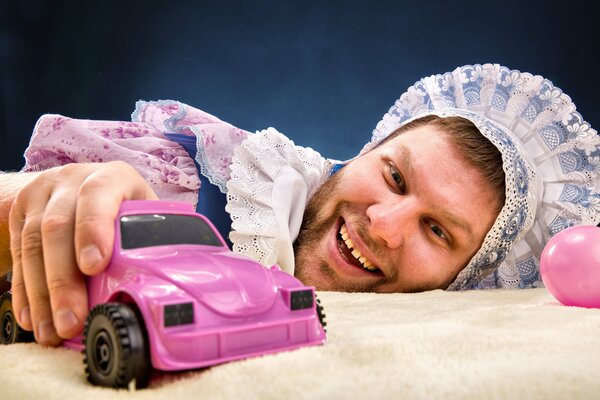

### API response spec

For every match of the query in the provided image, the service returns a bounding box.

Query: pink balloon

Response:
[540,225,600,308]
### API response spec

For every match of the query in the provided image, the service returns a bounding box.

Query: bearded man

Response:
[0,63,598,346]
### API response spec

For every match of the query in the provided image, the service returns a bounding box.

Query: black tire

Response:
[315,296,327,332]
[83,303,151,389]
[0,292,34,344]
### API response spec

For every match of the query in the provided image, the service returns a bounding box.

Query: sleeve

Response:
[22,100,252,206]
[23,114,200,204]
[131,100,251,193]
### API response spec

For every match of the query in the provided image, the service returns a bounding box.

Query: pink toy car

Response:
[1,200,327,389]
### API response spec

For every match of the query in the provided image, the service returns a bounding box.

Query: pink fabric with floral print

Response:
[22,100,251,204]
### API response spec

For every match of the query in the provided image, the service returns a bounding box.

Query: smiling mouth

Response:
[337,222,381,273]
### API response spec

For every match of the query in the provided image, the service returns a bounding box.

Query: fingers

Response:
[10,177,61,345]
[9,209,30,331]
[9,161,158,346]
[74,161,158,276]
[41,190,88,339]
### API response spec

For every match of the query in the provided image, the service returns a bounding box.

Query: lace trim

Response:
[368,63,600,290]
[131,99,188,132]
[225,128,331,271]
[132,99,250,194]
[193,131,227,193]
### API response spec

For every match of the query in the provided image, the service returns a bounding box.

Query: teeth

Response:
[341,229,349,241]
[339,223,378,271]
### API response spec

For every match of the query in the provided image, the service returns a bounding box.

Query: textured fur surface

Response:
[1,289,599,399]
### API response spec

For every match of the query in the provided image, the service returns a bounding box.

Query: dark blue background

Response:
[1,0,599,171]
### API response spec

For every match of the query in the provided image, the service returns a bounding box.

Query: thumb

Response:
[75,163,158,276]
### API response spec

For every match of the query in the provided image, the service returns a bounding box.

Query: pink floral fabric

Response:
[23,100,251,204]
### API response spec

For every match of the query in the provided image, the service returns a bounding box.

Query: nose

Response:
[366,197,417,249]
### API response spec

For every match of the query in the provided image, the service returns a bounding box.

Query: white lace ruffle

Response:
[225,128,331,273]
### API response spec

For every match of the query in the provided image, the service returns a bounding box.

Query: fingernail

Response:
[20,306,31,327]
[79,245,102,271]
[55,308,79,334]
[37,319,57,344]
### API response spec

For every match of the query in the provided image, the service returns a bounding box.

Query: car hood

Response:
[127,248,278,317]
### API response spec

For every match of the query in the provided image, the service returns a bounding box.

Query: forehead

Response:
[376,124,457,160]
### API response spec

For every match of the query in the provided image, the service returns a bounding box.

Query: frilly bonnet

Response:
[367,63,600,289]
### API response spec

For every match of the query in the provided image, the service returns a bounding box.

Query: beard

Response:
[293,167,393,293]
[293,169,381,292]
[293,169,342,290]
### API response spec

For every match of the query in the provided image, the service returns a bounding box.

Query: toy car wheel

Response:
[315,296,327,332]
[0,292,34,344]
[83,303,151,389]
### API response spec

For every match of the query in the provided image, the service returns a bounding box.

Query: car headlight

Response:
[164,302,194,327]
[289,289,314,310]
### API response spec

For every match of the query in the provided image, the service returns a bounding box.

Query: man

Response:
[293,115,504,293]
[1,63,598,346]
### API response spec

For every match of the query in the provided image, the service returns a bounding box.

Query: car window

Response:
[120,214,224,249]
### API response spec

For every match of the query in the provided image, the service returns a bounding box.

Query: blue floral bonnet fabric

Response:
[363,63,600,290]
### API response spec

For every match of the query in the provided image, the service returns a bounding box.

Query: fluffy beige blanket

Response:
[1,288,599,399]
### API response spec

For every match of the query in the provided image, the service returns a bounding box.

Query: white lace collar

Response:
[225,128,332,274]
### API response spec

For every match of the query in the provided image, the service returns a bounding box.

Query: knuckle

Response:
[46,274,76,294]
[9,189,34,221]
[41,213,73,236]
[23,169,59,192]
[107,161,141,181]
[74,214,106,235]
[58,163,81,175]
[10,236,23,259]
[78,173,113,196]
[20,218,44,255]
[78,161,149,199]
[10,279,26,298]
[56,163,95,180]
[9,194,24,216]
[27,290,50,309]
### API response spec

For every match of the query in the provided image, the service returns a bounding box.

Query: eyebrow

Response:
[397,145,414,176]
[438,209,475,242]
[395,144,475,243]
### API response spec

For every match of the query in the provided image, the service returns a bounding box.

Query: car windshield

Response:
[120,214,223,250]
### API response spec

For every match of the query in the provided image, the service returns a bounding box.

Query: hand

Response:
[9,161,158,346]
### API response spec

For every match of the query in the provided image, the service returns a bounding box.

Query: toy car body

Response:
[2,200,326,388]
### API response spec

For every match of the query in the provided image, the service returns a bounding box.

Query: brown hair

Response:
[382,115,506,213]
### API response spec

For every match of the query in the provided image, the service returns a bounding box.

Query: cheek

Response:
[402,237,452,281]
[402,239,430,272]
[340,162,383,199]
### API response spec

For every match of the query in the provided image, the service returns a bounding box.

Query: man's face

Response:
[293,125,501,293]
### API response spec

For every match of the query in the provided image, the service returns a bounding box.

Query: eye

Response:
[428,220,448,241]
[388,163,407,194]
